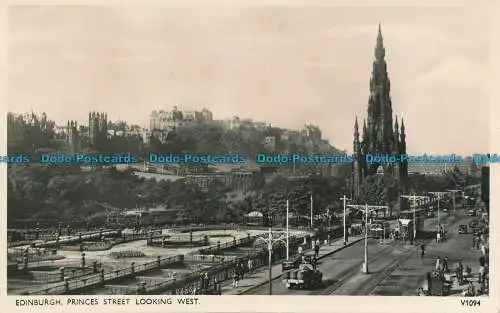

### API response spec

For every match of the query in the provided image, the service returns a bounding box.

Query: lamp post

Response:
[310,193,314,230]
[339,195,350,245]
[400,194,430,244]
[346,204,388,274]
[429,192,449,230]
[254,229,287,295]
[286,199,290,260]
[447,189,461,216]
[363,204,368,273]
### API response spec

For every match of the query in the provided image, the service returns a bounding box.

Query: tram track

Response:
[334,245,420,295]
[310,242,403,295]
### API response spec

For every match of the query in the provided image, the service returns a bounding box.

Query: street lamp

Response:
[447,189,462,215]
[363,204,368,274]
[400,194,430,244]
[346,204,388,274]
[339,195,350,245]
[310,193,314,230]
[286,199,290,260]
[254,228,287,295]
[429,192,449,230]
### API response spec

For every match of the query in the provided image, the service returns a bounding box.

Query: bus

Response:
[398,208,425,241]
[369,220,390,238]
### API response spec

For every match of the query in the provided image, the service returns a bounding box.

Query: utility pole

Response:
[310,193,314,230]
[346,204,388,274]
[447,189,462,216]
[339,195,350,245]
[363,204,368,273]
[400,194,430,244]
[286,199,289,260]
[429,192,449,230]
[254,229,287,295]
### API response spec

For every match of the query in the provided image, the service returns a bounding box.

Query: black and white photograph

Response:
[3,2,494,311]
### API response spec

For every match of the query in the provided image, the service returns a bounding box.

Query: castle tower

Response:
[88,111,108,151]
[65,120,80,154]
[351,24,408,201]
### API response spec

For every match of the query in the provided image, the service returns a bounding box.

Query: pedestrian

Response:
[315,238,320,247]
[479,255,486,268]
[467,282,476,296]
[426,272,432,295]
[314,243,320,258]
[479,265,485,284]
[472,236,477,249]
[247,258,253,274]
[481,243,486,256]
[435,257,441,271]
[443,257,449,273]
[298,245,303,256]
[242,262,248,279]
[436,231,441,243]
[458,262,464,284]
[203,272,209,289]
[327,234,331,245]
[232,269,239,288]
[420,244,425,258]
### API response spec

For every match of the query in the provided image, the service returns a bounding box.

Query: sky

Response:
[6,6,491,155]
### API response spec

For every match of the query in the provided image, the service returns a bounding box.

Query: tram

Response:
[398,208,426,241]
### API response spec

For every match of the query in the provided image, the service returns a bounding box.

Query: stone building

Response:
[88,112,108,151]
[351,24,408,200]
[65,121,81,154]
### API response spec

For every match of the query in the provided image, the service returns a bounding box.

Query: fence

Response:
[197,235,257,255]
[8,229,122,248]
[57,233,158,251]
[127,235,307,295]
[30,267,96,283]
[185,254,239,263]
[8,247,59,259]
[25,255,184,295]
[8,230,122,249]
[148,235,208,247]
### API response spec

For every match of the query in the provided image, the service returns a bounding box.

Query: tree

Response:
[359,174,401,210]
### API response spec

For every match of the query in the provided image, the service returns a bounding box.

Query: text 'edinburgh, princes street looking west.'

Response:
[5,6,490,310]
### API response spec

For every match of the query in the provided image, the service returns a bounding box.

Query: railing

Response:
[148,235,208,247]
[30,267,96,283]
[25,255,184,295]
[185,254,239,263]
[8,230,123,248]
[197,235,257,254]
[136,227,351,295]
[105,285,137,295]
[135,235,307,295]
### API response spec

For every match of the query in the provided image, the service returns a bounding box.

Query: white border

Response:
[1,1,498,312]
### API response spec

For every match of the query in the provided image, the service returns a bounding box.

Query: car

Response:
[458,225,468,234]
[468,210,476,217]
[469,220,478,229]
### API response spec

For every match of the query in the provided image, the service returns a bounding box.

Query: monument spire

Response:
[375,22,385,60]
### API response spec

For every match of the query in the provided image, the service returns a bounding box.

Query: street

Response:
[243,209,480,296]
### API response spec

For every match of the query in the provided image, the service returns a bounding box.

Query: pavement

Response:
[221,235,365,295]
[368,212,487,297]
[410,216,488,297]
